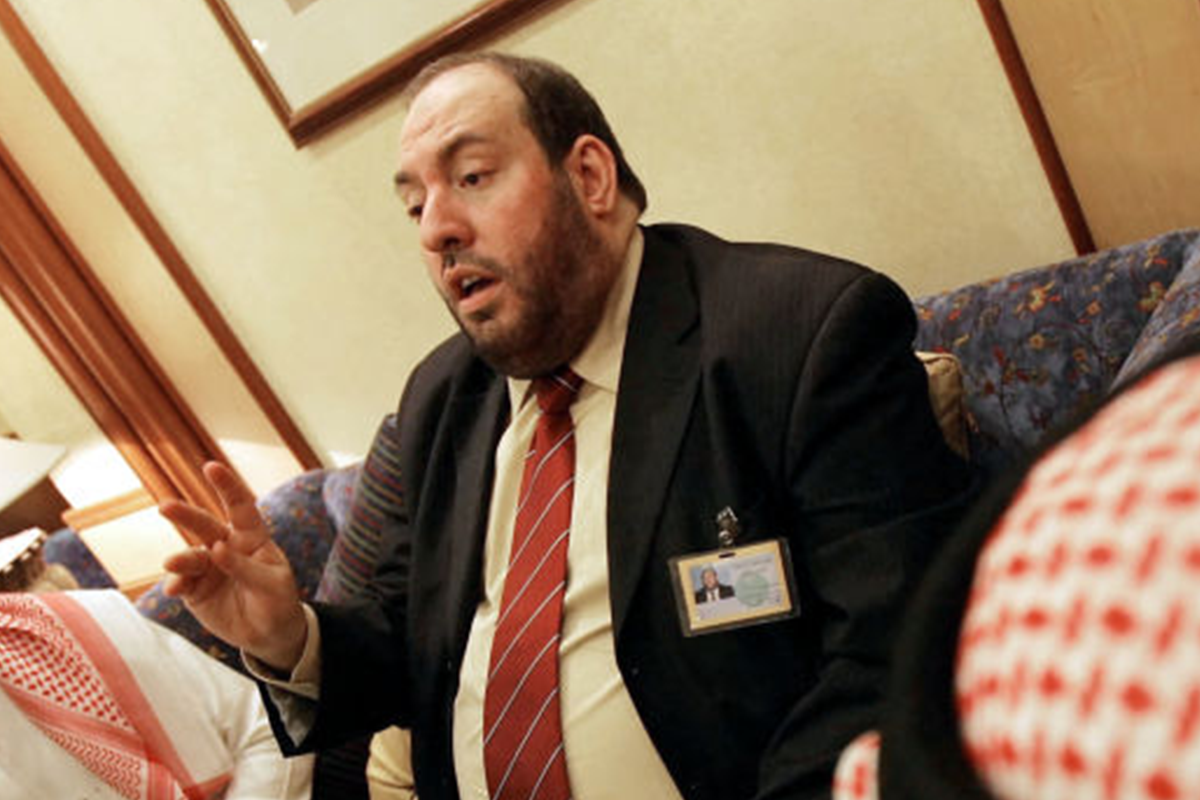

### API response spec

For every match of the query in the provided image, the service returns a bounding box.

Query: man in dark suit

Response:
[161,52,975,800]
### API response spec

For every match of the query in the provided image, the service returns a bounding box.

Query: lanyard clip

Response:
[715,506,740,549]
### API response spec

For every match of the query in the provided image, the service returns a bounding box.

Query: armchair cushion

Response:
[41,527,116,590]
[917,351,969,460]
[1112,231,1200,388]
[913,230,1198,473]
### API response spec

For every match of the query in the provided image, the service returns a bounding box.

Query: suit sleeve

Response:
[756,271,977,800]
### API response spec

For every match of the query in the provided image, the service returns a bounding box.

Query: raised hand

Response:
[159,462,308,672]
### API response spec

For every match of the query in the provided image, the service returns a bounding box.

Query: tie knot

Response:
[532,368,582,415]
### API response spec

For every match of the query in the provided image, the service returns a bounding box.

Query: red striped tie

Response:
[484,368,582,800]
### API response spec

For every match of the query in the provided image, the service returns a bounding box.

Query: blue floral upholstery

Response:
[259,468,346,598]
[914,229,1200,475]
[1113,233,1200,388]
[42,527,117,589]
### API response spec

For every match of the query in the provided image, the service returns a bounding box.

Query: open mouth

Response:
[459,275,493,299]
[451,269,500,315]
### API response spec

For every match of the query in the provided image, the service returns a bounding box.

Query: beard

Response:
[443,177,616,378]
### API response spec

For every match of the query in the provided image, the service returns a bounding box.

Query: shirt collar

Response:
[507,227,645,410]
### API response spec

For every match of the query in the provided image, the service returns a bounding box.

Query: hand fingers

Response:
[163,545,211,576]
[209,539,288,592]
[158,462,270,555]
[202,462,271,554]
[162,546,220,601]
[161,571,199,598]
[203,462,262,530]
[161,546,223,601]
[160,499,232,547]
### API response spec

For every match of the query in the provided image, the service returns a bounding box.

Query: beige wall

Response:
[0,299,95,449]
[1,0,1072,467]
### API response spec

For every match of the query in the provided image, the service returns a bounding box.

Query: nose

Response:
[418,188,473,257]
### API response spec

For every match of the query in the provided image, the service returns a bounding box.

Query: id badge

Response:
[669,536,801,637]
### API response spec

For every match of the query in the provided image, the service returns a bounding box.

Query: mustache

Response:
[442,250,507,277]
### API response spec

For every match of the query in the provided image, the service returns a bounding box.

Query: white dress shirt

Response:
[451,228,681,800]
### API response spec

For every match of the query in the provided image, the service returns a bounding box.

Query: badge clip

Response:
[715,506,740,549]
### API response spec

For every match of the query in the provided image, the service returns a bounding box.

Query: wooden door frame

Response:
[0,141,223,516]
[975,0,1095,254]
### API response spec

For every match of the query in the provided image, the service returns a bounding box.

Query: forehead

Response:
[398,64,528,165]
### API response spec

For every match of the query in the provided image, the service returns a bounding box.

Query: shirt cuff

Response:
[242,603,322,696]
[242,604,322,747]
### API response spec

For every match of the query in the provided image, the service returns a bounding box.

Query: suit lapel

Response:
[439,374,510,657]
[608,228,700,637]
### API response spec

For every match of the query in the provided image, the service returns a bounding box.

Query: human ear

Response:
[565,134,618,216]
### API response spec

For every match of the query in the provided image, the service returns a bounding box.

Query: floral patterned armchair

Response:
[914,228,1200,476]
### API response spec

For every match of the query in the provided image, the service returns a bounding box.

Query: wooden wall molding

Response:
[0,250,178,505]
[975,0,1095,255]
[0,1,322,470]
[0,141,223,520]
[61,488,155,532]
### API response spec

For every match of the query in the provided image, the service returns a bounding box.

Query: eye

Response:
[406,204,423,222]
[460,170,491,189]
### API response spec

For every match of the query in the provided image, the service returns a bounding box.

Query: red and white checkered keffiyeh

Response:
[833,730,881,800]
[0,591,233,800]
[957,355,1200,799]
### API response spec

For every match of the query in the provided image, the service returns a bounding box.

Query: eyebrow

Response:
[393,132,492,189]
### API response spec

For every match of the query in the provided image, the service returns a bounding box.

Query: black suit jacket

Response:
[282,224,975,800]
